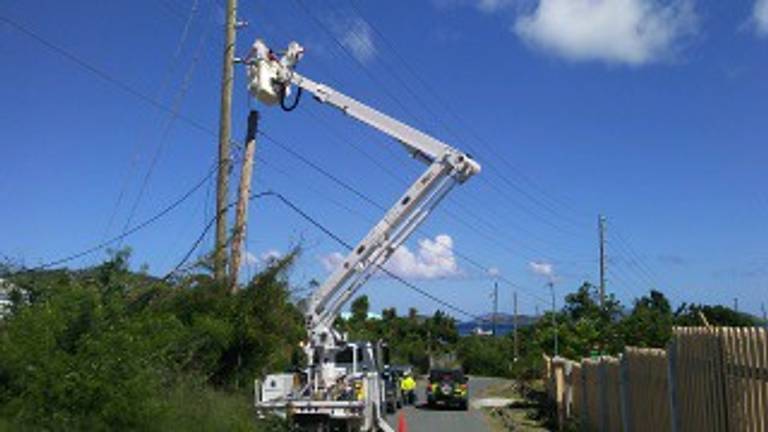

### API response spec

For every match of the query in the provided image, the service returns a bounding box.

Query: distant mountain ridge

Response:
[470,312,540,327]
[457,313,540,336]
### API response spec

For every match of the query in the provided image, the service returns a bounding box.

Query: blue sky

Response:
[1,0,767,319]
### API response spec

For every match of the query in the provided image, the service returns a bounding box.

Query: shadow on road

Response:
[414,403,466,412]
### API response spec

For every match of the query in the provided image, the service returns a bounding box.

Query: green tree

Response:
[621,290,673,348]
[351,295,370,322]
[554,282,624,357]
[674,303,758,327]
[458,336,512,376]
[0,250,303,430]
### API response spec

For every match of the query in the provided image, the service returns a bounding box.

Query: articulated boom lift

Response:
[248,39,480,431]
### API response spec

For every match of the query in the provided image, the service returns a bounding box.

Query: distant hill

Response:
[472,312,540,326]
[457,313,540,336]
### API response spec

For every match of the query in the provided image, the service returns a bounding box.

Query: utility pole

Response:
[598,214,607,309]
[733,297,739,313]
[214,0,238,282]
[513,291,519,362]
[492,280,499,337]
[550,281,558,357]
[229,111,259,293]
[761,302,767,327]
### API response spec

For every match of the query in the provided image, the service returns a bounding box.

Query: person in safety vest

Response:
[400,372,416,405]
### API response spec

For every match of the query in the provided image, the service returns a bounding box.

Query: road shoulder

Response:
[475,380,553,432]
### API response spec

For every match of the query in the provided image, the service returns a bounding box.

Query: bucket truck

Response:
[247,39,481,431]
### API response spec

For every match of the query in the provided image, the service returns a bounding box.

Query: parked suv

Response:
[426,368,468,410]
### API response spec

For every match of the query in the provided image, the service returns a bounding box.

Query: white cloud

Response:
[514,0,697,65]
[260,249,282,263]
[244,249,281,269]
[477,0,514,13]
[387,234,460,279]
[320,234,461,280]
[755,0,768,36]
[529,261,555,278]
[321,252,345,273]
[431,0,513,13]
[337,17,377,63]
[487,267,501,277]
[245,251,259,267]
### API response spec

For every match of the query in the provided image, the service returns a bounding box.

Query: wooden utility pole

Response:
[229,111,259,292]
[733,297,739,313]
[492,280,498,337]
[761,302,767,326]
[513,291,519,362]
[598,214,607,308]
[550,282,558,357]
[214,0,238,281]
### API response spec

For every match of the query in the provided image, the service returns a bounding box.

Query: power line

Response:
[250,4,587,254]
[119,1,213,245]
[252,2,588,263]
[282,1,589,256]
[168,189,485,319]
[343,0,593,233]
[257,130,550,305]
[270,191,486,320]
[28,161,220,271]
[292,0,427,127]
[102,0,203,242]
[612,227,664,289]
[252,146,550,308]
[0,15,218,137]
[3,10,550,308]
[295,104,575,263]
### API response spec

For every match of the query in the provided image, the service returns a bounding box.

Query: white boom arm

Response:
[246,39,480,387]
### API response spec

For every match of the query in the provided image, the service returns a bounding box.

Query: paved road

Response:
[385,376,501,432]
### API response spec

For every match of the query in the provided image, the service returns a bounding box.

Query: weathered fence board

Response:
[544,327,768,432]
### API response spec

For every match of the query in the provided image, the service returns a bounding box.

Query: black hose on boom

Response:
[280,84,302,112]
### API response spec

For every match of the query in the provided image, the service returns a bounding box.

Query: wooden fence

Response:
[544,326,768,432]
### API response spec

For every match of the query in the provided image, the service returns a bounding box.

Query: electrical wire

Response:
[118,5,214,244]
[165,189,484,319]
[345,0,594,229]
[275,1,590,261]
[0,15,217,138]
[102,0,202,242]
[3,9,553,309]
[295,104,575,263]
[325,0,591,237]
[27,161,219,271]
[257,130,551,305]
[247,1,590,274]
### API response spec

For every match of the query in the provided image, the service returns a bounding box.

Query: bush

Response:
[0,251,303,430]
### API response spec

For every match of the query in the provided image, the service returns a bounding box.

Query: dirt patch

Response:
[477,381,554,432]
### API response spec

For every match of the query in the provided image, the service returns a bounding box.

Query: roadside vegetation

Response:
[1,249,761,430]
[0,249,300,431]
[341,281,763,381]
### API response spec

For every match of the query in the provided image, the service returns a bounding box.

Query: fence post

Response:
[581,363,589,432]
[716,329,731,432]
[620,354,632,432]
[565,360,573,419]
[599,359,609,432]
[667,339,681,432]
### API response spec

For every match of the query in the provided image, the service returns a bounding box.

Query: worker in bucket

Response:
[400,372,416,405]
